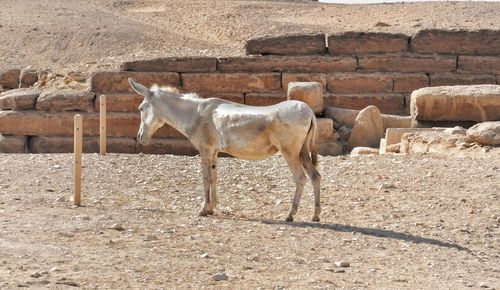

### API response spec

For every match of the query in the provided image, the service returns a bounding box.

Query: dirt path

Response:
[0,152,498,289]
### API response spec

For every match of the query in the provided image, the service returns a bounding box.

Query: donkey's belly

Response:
[223,144,279,160]
[219,132,279,160]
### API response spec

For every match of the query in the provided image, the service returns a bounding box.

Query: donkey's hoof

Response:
[312,216,320,222]
[206,209,215,215]
[285,216,294,222]
[198,210,209,217]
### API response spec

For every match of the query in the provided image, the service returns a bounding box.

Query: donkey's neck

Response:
[157,93,203,138]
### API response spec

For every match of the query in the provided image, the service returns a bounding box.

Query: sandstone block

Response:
[393,74,429,93]
[137,138,198,155]
[410,85,500,122]
[218,56,357,73]
[466,121,500,145]
[316,118,334,142]
[359,54,456,73]
[19,69,39,88]
[0,111,185,138]
[244,93,287,106]
[182,73,281,93]
[327,73,393,94]
[287,82,324,114]
[91,71,180,93]
[318,140,343,156]
[36,89,95,112]
[458,56,500,74]
[328,32,409,55]
[324,106,412,129]
[411,29,500,55]
[94,93,143,112]
[429,73,497,87]
[120,57,217,72]
[0,69,21,89]
[324,93,406,115]
[282,73,327,91]
[0,135,27,153]
[29,136,136,153]
[348,105,384,150]
[0,89,39,110]
[245,33,326,55]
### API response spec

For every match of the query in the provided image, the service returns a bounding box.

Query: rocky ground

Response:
[1,0,499,75]
[0,152,499,289]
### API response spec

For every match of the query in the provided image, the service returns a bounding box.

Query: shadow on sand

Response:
[253,219,470,252]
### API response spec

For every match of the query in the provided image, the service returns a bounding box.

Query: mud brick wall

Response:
[1,29,499,154]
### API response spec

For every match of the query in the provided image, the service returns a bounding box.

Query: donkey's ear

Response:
[129,78,152,98]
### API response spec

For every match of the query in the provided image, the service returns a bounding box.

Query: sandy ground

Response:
[1,0,499,75]
[0,152,499,289]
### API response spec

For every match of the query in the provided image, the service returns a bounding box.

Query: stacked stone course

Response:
[0,29,499,154]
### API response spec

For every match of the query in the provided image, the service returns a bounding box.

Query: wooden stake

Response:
[74,114,82,206]
[99,95,106,155]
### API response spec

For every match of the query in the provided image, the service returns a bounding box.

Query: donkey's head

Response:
[129,78,165,145]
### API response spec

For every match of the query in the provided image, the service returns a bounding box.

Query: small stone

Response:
[201,253,209,258]
[49,267,60,272]
[80,215,90,221]
[109,223,125,231]
[335,261,350,268]
[30,272,42,278]
[143,235,158,241]
[55,196,66,202]
[480,282,489,288]
[211,272,228,281]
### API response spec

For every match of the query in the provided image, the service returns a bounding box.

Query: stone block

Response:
[359,54,456,73]
[429,73,497,87]
[181,73,281,93]
[91,71,180,93]
[316,118,334,142]
[244,93,287,106]
[327,73,393,94]
[324,93,406,115]
[29,136,136,153]
[137,138,198,155]
[282,73,327,91]
[120,57,217,72]
[19,69,38,88]
[94,93,143,112]
[287,82,324,114]
[324,106,413,129]
[411,29,500,55]
[467,121,500,145]
[0,69,21,89]
[348,105,384,149]
[218,56,357,73]
[245,33,326,55]
[411,84,500,122]
[328,32,409,54]
[458,56,500,74]
[393,74,429,93]
[0,135,27,153]
[0,89,39,110]
[36,89,95,112]
[0,111,185,138]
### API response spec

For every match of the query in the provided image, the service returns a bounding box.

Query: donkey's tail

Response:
[308,116,319,167]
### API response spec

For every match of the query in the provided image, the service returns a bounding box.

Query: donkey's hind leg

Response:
[209,152,218,212]
[300,151,321,222]
[282,153,307,222]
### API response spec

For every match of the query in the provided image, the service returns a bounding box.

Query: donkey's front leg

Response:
[198,155,214,216]
[208,152,218,213]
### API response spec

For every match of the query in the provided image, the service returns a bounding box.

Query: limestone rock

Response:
[0,135,27,153]
[348,105,384,150]
[324,106,412,129]
[19,69,39,88]
[287,82,324,114]
[444,126,467,136]
[318,140,343,156]
[351,147,379,155]
[400,131,474,155]
[467,121,500,145]
[36,89,95,112]
[0,88,39,110]
[411,85,500,122]
[0,69,21,89]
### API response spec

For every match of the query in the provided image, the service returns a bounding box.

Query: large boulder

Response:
[0,88,39,110]
[411,85,500,122]
[467,121,500,145]
[348,105,384,150]
[324,106,412,129]
[287,82,324,114]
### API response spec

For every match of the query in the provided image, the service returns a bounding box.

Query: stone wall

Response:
[0,29,499,154]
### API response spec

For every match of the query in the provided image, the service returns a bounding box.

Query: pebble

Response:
[109,223,125,231]
[143,235,158,241]
[480,282,489,288]
[55,196,66,202]
[211,272,228,281]
[49,267,60,272]
[335,261,350,268]
[30,272,42,278]
[200,253,209,258]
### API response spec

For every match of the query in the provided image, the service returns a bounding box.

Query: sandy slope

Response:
[1,0,499,75]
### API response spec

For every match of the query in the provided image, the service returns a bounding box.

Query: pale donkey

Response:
[129,78,321,222]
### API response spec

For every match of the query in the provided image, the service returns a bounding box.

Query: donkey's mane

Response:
[151,84,202,99]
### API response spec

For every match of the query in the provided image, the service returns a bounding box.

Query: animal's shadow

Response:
[248,218,471,252]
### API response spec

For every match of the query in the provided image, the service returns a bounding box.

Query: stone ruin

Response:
[0,29,499,155]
